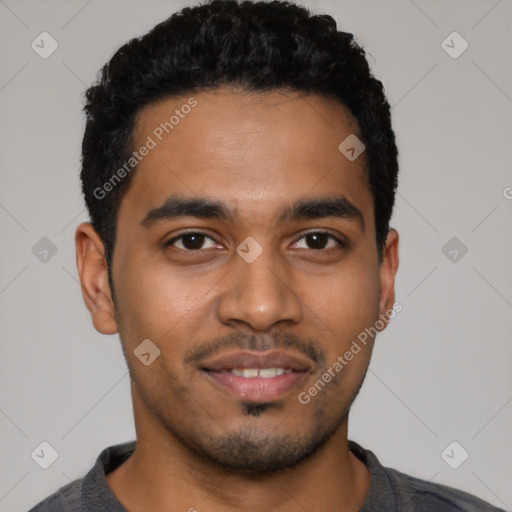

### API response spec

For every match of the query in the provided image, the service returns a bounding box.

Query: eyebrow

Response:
[140,194,365,231]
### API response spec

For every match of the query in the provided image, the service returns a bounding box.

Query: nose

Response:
[216,248,303,331]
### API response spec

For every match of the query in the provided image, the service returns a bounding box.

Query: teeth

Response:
[229,368,291,378]
[259,368,278,378]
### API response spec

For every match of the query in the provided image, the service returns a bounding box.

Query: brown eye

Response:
[166,232,218,251]
[293,232,344,250]
[305,233,329,249]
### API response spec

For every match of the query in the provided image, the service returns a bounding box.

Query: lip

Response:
[199,350,312,402]
[200,350,312,372]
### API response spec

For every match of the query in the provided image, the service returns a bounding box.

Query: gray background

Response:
[1,0,511,510]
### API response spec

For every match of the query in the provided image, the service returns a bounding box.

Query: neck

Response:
[106,394,370,512]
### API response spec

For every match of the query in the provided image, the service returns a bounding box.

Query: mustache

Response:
[184,331,325,367]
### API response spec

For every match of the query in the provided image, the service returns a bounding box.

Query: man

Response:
[28,0,504,510]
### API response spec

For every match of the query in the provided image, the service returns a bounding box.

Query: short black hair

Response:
[81,0,398,288]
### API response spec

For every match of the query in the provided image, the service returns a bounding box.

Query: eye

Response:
[166,232,219,251]
[292,232,345,251]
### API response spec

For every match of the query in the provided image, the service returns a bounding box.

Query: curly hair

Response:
[81,0,398,285]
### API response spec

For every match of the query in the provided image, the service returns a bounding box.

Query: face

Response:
[77,87,398,474]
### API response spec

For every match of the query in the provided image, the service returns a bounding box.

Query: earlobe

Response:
[75,222,118,335]
[378,229,399,329]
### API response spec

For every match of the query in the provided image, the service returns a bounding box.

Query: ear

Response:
[75,222,118,335]
[377,228,399,330]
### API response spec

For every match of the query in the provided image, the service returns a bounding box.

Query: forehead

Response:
[119,87,373,230]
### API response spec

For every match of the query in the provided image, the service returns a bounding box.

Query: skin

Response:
[76,87,399,512]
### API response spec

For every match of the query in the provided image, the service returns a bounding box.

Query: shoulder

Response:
[349,441,506,512]
[27,478,83,512]
[26,441,135,512]
[384,466,505,512]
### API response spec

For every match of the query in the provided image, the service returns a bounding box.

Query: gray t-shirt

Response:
[27,440,505,511]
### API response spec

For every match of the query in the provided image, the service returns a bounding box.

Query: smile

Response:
[228,368,293,378]
[199,350,312,402]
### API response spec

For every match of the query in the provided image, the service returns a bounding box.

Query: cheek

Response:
[303,260,381,341]
[301,268,379,409]
[114,250,226,349]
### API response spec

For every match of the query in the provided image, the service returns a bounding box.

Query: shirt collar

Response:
[80,439,386,510]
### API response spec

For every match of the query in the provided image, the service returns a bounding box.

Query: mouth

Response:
[224,367,293,378]
[199,350,312,402]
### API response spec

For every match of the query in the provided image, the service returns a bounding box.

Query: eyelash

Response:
[165,231,346,254]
